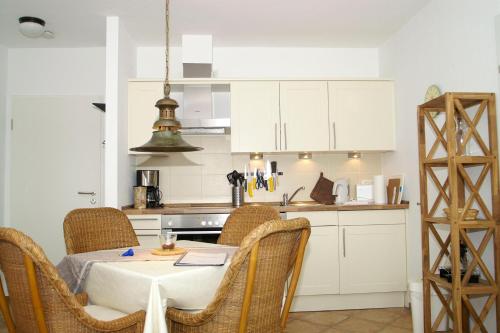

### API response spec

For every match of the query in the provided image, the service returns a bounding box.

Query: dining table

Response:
[66,240,236,333]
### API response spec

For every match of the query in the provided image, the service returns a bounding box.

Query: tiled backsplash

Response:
[134,135,382,203]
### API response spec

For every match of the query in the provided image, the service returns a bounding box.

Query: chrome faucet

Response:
[281,186,305,206]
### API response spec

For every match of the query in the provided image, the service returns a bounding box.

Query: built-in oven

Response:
[161,214,229,244]
[161,212,287,244]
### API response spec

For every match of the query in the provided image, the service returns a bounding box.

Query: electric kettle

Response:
[333,178,349,204]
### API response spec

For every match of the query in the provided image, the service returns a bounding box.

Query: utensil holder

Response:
[232,186,244,207]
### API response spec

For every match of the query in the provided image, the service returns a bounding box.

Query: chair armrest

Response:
[166,307,215,327]
[74,292,88,306]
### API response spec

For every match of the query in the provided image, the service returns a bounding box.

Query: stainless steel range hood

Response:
[179,35,230,135]
[179,85,230,135]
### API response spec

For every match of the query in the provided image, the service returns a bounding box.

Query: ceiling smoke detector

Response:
[18,16,54,39]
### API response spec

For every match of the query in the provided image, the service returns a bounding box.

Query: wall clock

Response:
[425,84,442,118]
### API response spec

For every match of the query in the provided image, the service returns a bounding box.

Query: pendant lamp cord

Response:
[164,0,171,97]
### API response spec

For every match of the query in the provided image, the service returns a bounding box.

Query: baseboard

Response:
[291,292,406,312]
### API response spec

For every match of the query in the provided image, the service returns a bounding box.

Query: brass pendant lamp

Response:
[130,0,202,153]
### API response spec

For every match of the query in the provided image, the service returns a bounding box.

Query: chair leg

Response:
[0,275,15,333]
[24,255,48,333]
[239,241,259,333]
[280,229,311,329]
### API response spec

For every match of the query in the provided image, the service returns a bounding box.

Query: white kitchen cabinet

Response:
[280,81,330,152]
[230,81,280,152]
[128,81,163,151]
[339,224,406,294]
[290,209,407,311]
[287,212,339,296]
[295,226,339,296]
[127,214,162,248]
[328,81,395,151]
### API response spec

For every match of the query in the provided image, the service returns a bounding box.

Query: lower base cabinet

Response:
[288,210,407,311]
[295,226,339,296]
[339,224,406,294]
[127,214,161,248]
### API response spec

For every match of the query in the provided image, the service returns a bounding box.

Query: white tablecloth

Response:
[83,241,234,333]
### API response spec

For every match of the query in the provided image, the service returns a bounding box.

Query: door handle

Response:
[342,228,346,257]
[78,191,96,196]
[332,122,336,150]
[274,123,278,151]
[284,123,288,150]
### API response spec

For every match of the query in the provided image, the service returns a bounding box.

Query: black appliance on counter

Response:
[136,170,163,208]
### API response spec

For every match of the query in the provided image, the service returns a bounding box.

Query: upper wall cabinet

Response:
[279,81,330,152]
[128,81,163,152]
[129,80,396,154]
[328,81,395,151]
[230,81,280,153]
[230,81,330,153]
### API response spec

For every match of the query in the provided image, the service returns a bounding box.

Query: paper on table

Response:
[175,249,228,266]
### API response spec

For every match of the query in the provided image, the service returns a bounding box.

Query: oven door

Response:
[163,228,222,244]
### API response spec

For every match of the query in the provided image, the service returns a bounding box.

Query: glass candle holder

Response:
[159,232,177,250]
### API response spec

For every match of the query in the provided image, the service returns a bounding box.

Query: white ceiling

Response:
[0,0,430,48]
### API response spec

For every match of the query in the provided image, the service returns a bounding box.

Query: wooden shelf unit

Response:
[418,93,500,332]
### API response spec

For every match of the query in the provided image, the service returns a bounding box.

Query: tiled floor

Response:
[286,308,413,333]
[0,307,413,332]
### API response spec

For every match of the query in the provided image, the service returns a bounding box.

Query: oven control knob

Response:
[167,221,173,226]
[208,221,213,226]
[201,221,207,226]
[215,221,220,226]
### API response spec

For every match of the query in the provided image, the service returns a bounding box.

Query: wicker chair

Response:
[63,207,139,255]
[167,218,311,333]
[0,227,145,333]
[217,205,281,246]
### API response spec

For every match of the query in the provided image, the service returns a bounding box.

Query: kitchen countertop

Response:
[122,201,409,215]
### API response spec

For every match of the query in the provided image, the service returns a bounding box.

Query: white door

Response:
[295,226,339,296]
[230,81,280,152]
[339,224,406,294]
[328,81,395,151]
[10,96,104,263]
[279,81,330,152]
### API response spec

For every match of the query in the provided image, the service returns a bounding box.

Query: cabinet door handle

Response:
[342,228,346,257]
[284,123,288,150]
[274,123,278,151]
[332,122,337,150]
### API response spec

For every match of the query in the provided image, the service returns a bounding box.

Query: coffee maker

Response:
[136,170,163,208]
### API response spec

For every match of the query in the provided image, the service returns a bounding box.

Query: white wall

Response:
[496,15,500,91]
[7,48,105,95]
[380,0,500,328]
[136,47,379,79]
[105,17,137,208]
[0,45,7,227]
[4,48,105,228]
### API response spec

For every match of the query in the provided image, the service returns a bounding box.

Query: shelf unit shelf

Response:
[424,217,497,229]
[418,92,500,332]
[427,274,497,295]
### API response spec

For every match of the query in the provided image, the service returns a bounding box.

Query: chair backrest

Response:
[63,207,139,255]
[217,205,280,246]
[176,218,310,333]
[0,228,96,333]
